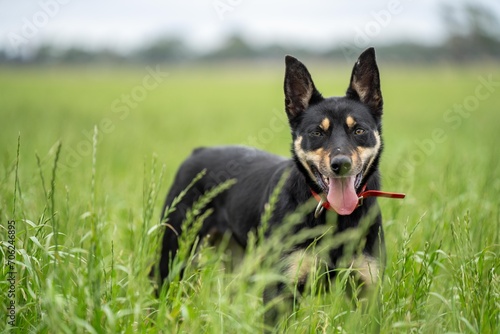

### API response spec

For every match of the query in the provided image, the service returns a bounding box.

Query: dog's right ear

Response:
[284,55,323,120]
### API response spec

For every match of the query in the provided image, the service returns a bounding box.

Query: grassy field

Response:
[0,61,499,333]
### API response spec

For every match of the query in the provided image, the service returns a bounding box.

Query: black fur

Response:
[153,47,386,324]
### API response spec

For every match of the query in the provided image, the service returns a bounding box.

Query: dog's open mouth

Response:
[312,166,363,216]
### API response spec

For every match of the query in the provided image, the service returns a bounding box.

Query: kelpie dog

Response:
[153,47,404,323]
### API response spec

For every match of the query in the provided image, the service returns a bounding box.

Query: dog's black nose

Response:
[331,155,352,176]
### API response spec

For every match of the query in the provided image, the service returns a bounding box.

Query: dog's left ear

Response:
[284,55,323,120]
[346,47,383,117]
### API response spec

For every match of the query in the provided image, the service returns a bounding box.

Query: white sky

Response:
[0,0,499,56]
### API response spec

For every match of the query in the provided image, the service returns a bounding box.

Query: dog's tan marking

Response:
[351,152,360,170]
[352,81,367,102]
[352,80,382,108]
[295,137,332,185]
[311,147,331,171]
[286,81,314,117]
[294,136,315,181]
[320,118,330,131]
[350,255,380,289]
[346,116,356,128]
[355,130,381,177]
[295,137,329,182]
[283,250,318,285]
[299,82,314,110]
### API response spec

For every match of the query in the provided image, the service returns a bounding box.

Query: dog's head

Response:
[284,48,383,216]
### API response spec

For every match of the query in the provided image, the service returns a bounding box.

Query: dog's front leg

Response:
[263,250,319,329]
[349,253,383,333]
[350,254,381,294]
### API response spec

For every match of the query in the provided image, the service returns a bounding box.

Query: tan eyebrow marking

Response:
[346,116,356,128]
[320,118,330,131]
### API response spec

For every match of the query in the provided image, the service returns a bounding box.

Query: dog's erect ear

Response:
[346,47,383,116]
[284,55,323,119]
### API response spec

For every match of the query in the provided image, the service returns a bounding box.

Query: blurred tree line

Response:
[1,3,499,65]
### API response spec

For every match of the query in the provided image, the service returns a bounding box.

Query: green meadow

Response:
[0,61,499,333]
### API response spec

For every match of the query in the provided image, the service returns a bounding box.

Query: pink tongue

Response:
[326,176,358,215]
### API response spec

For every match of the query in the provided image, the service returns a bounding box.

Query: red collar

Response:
[310,185,406,218]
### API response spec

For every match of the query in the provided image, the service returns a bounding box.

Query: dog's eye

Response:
[309,131,323,137]
[354,128,365,135]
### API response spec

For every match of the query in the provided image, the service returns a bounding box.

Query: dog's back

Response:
[157,145,289,282]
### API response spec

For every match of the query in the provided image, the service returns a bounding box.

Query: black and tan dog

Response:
[153,47,403,323]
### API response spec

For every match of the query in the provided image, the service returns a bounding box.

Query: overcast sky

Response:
[1,0,499,56]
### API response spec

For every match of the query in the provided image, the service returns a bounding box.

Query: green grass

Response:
[1,62,499,333]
